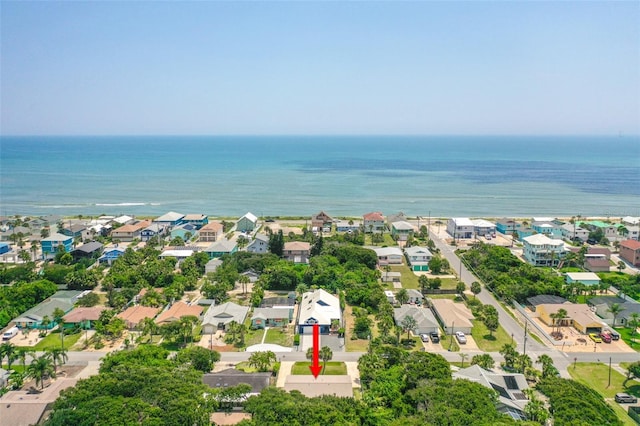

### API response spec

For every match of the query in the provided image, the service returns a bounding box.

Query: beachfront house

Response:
[391,221,414,241]
[204,239,238,258]
[311,211,333,233]
[283,241,311,264]
[532,220,562,237]
[620,239,640,267]
[246,233,269,253]
[404,246,432,271]
[153,211,185,228]
[236,212,258,232]
[447,218,474,239]
[297,289,341,335]
[363,212,385,233]
[335,220,361,233]
[41,233,74,260]
[471,219,496,236]
[111,220,151,242]
[140,223,167,242]
[182,214,209,229]
[522,234,566,267]
[560,223,589,242]
[496,219,521,235]
[199,222,224,242]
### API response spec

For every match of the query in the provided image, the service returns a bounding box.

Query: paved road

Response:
[428,230,548,354]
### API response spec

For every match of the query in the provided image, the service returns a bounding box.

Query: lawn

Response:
[18,331,82,350]
[344,304,377,352]
[615,327,640,352]
[569,362,640,426]
[264,328,292,347]
[291,361,347,375]
[438,278,461,290]
[390,265,419,289]
[439,334,460,352]
[471,320,512,352]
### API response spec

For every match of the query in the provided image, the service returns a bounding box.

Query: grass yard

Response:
[438,278,461,290]
[19,331,82,350]
[344,304,377,352]
[569,362,640,426]
[235,361,260,373]
[615,327,640,352]
[291,361,347,375]
[439,334,460,352]
[390,265,419,289]
[471,320,513,352]
[243,327,265,347]
[264,328,292,347]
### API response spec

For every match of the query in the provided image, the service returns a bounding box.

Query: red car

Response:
[600,332,612,343]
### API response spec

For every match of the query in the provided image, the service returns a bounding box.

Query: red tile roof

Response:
[363,212,384,221]
[621,240,640,250]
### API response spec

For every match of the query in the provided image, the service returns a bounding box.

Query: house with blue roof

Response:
[0,242,10,255]
[41,233,73,260]
[183,214,209,229]
[98,247,126,265]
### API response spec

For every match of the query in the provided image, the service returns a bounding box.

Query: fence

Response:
[511,300,564,346]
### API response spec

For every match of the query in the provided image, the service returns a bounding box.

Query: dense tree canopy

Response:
[0,279,58,329]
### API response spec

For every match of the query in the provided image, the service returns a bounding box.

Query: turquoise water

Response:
[0,135,638,217]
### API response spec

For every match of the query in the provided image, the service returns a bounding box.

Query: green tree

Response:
[470,353,495,370]
[428,277,442,290]
[28,354,56,390]
[607,303,625,326]
[0,342,18,370]
[470,281,481,298]
[400,315,417,340]
[428,256,443,274]
[319,346,333,374]
[46,348,68,374]
[499,343,518,370]
[17,347,35,372]
[418,275,429,293]
[456,281,466,296]
[174,346,220,372]
[537,354,559,379]
[396,288,409,305]
[624,361,640,386]
[268,230,284,256]
[248,350,277,372]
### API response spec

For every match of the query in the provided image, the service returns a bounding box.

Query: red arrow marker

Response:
[309,323,322,378]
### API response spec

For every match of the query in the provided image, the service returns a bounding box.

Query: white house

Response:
[363,212,385,233]
[201,302,249,334]
[471,219,496,236]
[522,234,566,267]
[246,233,269,253]
[447,218,474,239]
[404,246,432,271]
[297,289,341,335]
[393,305,439,335]
[373,247,404,265]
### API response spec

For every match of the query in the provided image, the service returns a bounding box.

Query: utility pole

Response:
[608,357,612,388]
[523,320,528,356]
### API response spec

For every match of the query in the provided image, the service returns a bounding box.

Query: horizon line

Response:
[2,133,639,138]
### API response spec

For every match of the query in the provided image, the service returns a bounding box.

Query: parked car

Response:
[589,333,602,343]
[455,331,467,344]
[615,393,638,403]
[430,331,440,343]
[2,326,19,341]
[606,328,620,340]
[599,332,612,343]
[420,333,429,343]
[485,235,492,240]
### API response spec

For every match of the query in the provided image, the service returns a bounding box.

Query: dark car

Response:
[430,332,440,343]
[615,393,638,403]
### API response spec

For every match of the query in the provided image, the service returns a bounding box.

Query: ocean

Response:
[0,135,638,218]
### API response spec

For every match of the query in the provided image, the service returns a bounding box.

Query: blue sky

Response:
[1,1,638,135]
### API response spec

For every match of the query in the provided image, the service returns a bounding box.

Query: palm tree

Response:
[608,303,625,327]
[52,307,66,348]
[179,315,199,345]
[46,348,68,373]
[396,288,409,305]
[30,240,40,261]
[0,342,18,370]
[470,281,481,298]
[400,316,417,340]
[238,274,250,296]
[319,346,333,374]
[28,354,56,390]
[629,313,640,337]
[17,348,35,372]
[459,353,469,368]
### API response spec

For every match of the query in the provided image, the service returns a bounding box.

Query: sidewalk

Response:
[276,361,294,387]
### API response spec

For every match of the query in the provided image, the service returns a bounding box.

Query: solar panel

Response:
[504,375,519,390]
[512,392,528,400]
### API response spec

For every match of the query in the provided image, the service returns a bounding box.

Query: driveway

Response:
[301,334,344,352]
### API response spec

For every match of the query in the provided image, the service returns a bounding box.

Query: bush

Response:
[293,334,300,346]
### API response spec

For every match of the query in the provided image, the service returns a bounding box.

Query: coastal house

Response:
[391,221,414,241]
[536,303,603,334]
[580,220,623,242]
[113,215,134,225]
[251,307,293,329]
[522,234,566,267]
[385,290,396,304]
[111,220,151,242]
[236,212,258,233]
[205,258,223,274]
[404,246,432,271]
[446,218,474,239]
[283,375,353,398]
[155,301,203,325]
[182,214,209,229]
[140,223,167,242]
[496,219,521,235]
[297,289,341,335]
[98,246,126,265]
[453,365,529,421]
[61,223,90,240]
[62,306,108,330]
[159,249,194,262]
[201,302,249,334]
[246,233,269,253]
[117,305,161,329]
[199,222,224,242]
[532,220,562,237]
[41,233,73,260]
[588,295,640,327]
[373,247,404,266]
[430,298,474,335]
[560,223,589,242]
[406,289,423,305]
[363,212,385,233]
[170,223,198,241]
[283,241,311,264]
[0,242,10,255]
[471,219,496,236]
[311,211,333,233]
[204,239,238,258]
[393,305,439,335]
[620,239,640,267]
[387,212,408,227]
[71,241,104,261]
[526,295,567,311]
[153,211,185,228]
[335,220,361,233]
[565,272,601,287]
[12,291,83,329]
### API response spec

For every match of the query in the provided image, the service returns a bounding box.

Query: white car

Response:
[455,331,467,344]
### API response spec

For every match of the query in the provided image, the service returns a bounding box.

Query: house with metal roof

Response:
[247,233,269,253]
[565,272,601,286]
[204,239,238,258]
[404,246,432,271]
[335,220,361,233]
[446,218,474,239]
[140,223,167,242]
[153,211,185,227]
[202,302,249,334]
[471,219,496,236]
[391,221,414,241]
[297,289,341,335]
[373,246,404,265]
[393,305,439,335]
[12,290,83,329]
[453,365,529,421]
[183,214,209,229]
[236,212,258,232]
[41,233,73,260]
[251,307,293,329]
[71,241,104,261]
[430,298,475,335]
